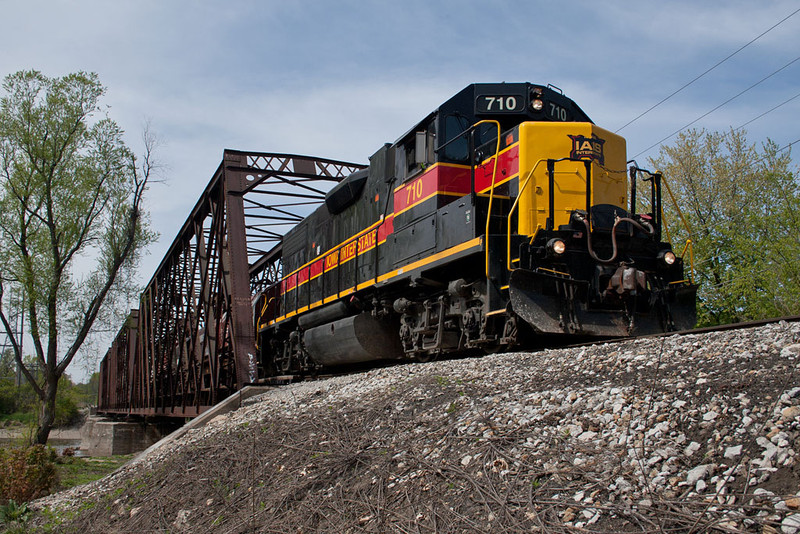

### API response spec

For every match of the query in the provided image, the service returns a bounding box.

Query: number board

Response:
[475,94,525,113]
[545,102,570,122]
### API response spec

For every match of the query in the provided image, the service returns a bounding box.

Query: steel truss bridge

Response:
[98,151,365,417]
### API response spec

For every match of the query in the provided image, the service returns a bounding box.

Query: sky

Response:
[2,0,800,379]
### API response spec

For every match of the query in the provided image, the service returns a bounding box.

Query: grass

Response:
[54,455,133,491]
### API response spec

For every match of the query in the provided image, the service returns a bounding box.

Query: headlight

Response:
[547,238,566,255]
[531,99,544,112]
[659,250,676,265]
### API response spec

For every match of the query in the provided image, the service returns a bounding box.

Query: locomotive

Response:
[253,83,697,377]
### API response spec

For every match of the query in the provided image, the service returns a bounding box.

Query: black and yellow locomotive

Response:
[254,83,696,377]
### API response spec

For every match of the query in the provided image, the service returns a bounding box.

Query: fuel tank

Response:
[303,313,404,367]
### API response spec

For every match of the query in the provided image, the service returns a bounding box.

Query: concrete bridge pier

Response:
[80,417,178,456]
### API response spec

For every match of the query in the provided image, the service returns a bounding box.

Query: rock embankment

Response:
[36,320,800,533]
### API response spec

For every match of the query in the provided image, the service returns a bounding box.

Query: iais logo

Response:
[568,134,605,165]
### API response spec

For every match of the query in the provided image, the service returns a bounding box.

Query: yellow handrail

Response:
[506,159,548,271]
[659,173,695,284]
[681,239,695,284]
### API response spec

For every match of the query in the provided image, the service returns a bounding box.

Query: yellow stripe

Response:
[538,267,571,277]
[268,237,484,326]
[376,237,483,283]
[394,190,465,217]
[357,280,375,291]
[285,217,387,279]
[475,141,520,194]
[476,174,517,195]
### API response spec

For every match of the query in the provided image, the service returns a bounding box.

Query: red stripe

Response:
[475,144,519,192]
[309,258,323,279]
[378,214,394,243]
[394,165,471,214]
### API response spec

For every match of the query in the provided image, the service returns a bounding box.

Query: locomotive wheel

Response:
[414,352,438,363]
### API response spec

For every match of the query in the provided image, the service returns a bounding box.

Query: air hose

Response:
[577,214,655,264]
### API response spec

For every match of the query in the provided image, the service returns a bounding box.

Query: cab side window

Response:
[396,119,436,181]
[443,114,470,163]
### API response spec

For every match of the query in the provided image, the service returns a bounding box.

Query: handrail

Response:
[630,167,695,284]
[476,120,501,279]
[658,173,696,284]
[681,239,695,284]
[506,159,548,271]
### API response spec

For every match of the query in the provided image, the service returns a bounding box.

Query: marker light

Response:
[659,250,676,265]
[531,99,544,112]
[547,238,566,255]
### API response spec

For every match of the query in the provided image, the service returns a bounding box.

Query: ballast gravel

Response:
[35,320,800,533]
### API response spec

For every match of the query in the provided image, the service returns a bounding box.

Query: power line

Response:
[632,54,800,159]
[745,137,800,169]
[615,6,800,133]
[734,91,800,131]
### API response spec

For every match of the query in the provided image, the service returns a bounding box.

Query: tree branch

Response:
[0,279,43,398]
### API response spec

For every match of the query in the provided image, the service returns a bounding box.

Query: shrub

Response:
[0,445,59,504]
[55,394,81,427]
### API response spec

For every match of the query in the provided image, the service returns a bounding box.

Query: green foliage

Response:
[0,412,36,426]
[54,455,132,490]
[0,445,59,503]
[649,129,800,325]
[0,354,87,428]
[51,375,83,427]
[0,69,157,443]
[71,372,99,406]
[0,352,36,419]
[0,499,31,524]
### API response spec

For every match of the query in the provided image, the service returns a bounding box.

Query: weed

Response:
[0,500,31,523]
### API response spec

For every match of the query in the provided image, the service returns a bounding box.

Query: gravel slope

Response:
[34,320,800,533]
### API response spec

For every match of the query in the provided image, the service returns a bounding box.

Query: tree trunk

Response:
[35,377,58,444]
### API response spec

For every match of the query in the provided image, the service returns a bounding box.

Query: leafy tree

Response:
[72,371,100,406]
[0,351,38,420]
[0,70,157,444]
[649,128,800,325]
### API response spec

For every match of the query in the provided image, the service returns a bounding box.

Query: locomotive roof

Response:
[394,82,593,145]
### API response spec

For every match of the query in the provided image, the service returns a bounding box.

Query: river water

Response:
[0,429,85,456]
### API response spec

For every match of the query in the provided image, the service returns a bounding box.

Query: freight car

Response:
[253,82,697,378]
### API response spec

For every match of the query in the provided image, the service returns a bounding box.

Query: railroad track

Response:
[258,315,800,387]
